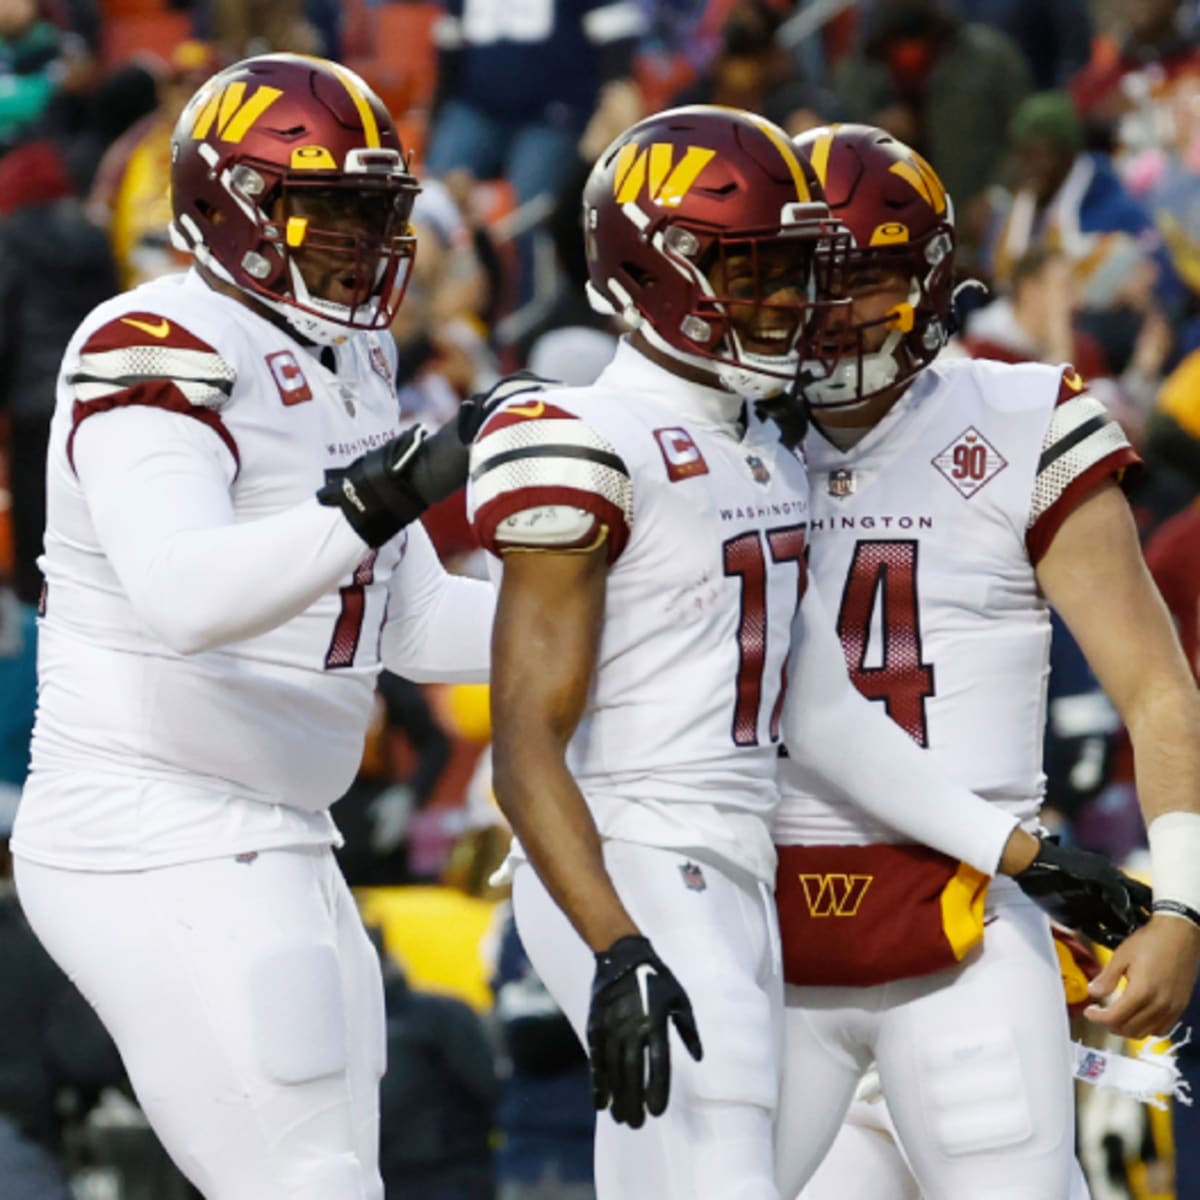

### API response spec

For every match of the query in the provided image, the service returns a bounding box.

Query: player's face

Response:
[820,262,910,357]
[280,187,410,309]
[707,241,816,358]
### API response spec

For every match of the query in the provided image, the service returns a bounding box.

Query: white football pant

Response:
[797,1096,1092,1199]
[777,880,1078,1200]
[513,841,783,1200]
[16,847,385,1200]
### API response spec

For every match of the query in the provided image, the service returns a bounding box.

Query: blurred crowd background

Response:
[2,0,1200,1196]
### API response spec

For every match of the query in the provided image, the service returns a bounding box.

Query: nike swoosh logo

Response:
[1062,370,1084,392]
[507,400,546,419]
[121,316,172,339]
[634,963,653,1011]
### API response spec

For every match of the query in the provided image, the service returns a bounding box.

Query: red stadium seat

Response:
[102,11,192,68]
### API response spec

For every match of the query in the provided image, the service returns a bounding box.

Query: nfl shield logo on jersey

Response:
[679,862,707,892]
[932,426,1008,499]
[745,454,771,485]
[828,468,855,499]
[1076,1051,1107,1082]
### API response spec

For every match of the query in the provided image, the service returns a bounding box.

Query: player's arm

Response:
[70,314,486,654]
[490,544,701,1127]
[782,580,1040,876]
[475,391,700,1127]
[490,544,633,949]
[1037,482,1200,1037]
[379,520,493,683]
[76,407,369,654]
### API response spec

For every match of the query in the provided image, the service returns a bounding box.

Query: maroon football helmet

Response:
[169,54,420,344]
[791,124,956,409]
[583,105,848,399]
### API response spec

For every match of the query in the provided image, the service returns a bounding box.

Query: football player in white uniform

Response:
[463,106,1080,1200]
[772,125,1200,1200]
[12,55,495,1200]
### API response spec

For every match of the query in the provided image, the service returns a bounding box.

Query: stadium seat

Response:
[102,11,193,69]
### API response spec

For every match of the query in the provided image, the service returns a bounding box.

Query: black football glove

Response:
[587,935,703,1129]
[1013,837,1153,949]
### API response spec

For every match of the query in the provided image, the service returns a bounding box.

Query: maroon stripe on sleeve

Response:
[83,313,217,355]
[477,401,579,439]
[1026,447,1140,564]
[68,380,241,478]
[473,485,630,563]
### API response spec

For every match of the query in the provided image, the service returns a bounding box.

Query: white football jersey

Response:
[774,357,1138,847]
[15,269,458,870]
[468,341,810,880]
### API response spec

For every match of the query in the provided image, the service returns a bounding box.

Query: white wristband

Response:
[1148,812,1200,923]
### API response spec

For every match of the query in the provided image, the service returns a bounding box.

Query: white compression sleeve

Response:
[780,580,1019,876]
[379,523,494,682]
[74,406,370,655]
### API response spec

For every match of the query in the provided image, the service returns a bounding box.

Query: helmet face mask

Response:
[583,105,850,400]
[170,54,421,344]
[791,125,957,411]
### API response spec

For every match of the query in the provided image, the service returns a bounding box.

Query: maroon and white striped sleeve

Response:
[469,401,634,562]
[66,311,239,473]
[1025,368,1141,564]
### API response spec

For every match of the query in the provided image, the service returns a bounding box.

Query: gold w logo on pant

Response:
[797,873,873,918]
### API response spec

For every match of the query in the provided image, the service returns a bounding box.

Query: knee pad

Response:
[249,942,347,1085]
[918,1026,1033,1157]
[284,1154,368,1200]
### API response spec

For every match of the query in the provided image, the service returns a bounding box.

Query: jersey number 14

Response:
[836,539,935,746]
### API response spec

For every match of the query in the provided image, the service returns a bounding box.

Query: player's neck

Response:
[195,264,316,348]
[629,329,724,390]
[811,380,909,447]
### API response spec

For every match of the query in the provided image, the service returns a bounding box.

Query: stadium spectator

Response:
[491,909,595,1200]
[1145,342,1200,489]
[671,0,843,136]
[1144,502,1200,682]
[0,0,71,149]
[1071,0,1200,148]
[0,787,125,1198]
[377,940,498,1200]
[424,0,647,318]
[88,40,219,290]
[0,139,118,607]
[335,671,453,887]
[962,245,1109,378]
[831,0,1030,233]
[949,0,1092,89]
[0,580,36,789]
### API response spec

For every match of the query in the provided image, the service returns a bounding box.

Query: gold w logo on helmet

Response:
[613,143,716,207]
[798,873,873,918]
[191,82,283,145]
[888,152,948,215]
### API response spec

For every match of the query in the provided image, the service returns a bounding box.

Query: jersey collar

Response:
[597,338,749,435]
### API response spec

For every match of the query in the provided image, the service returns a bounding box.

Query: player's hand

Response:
[1084,913,1200,1038]
[1013,837,1152,949]
[587,934,703,1129]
